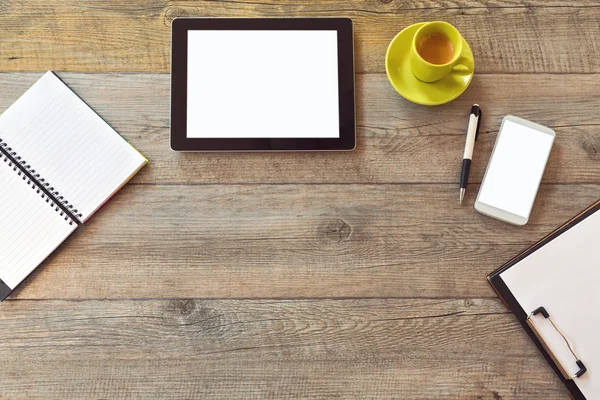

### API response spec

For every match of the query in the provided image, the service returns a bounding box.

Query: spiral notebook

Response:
[489,200,600,400]
[0,71,147,301]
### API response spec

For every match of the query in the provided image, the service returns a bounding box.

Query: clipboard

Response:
[488,200,600,400]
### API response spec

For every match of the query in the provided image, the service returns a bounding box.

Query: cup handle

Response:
[451,55,474,76]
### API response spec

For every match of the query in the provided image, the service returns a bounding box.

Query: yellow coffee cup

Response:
[409,21,474,83]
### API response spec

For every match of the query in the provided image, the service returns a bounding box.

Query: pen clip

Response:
[473,106,482,141]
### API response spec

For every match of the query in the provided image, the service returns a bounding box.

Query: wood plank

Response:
[10,183,599,300]
[0,298,568,399]
[0,1,599,73]
[1,72,598,185]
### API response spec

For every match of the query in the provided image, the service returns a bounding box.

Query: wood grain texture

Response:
[0,1,595,396]
[9,183,599,300]
[0,1,599,73]
[1,72,599,185]
[0,298,569,399]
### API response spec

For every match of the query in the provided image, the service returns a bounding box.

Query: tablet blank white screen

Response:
[186,30,340,138]
[478,120,554,217]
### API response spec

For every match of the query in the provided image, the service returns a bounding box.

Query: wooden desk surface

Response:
[1,1,598,398]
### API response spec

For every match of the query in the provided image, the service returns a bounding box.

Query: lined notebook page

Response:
[0,72,147,222]
[0,160,76,289]
[501,210,600,399]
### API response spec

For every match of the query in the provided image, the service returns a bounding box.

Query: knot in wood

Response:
[171,299,197,316]
[322,219,352,242]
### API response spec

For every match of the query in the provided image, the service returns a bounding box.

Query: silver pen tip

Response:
[459,188,465,203]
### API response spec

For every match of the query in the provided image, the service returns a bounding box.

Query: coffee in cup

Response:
[409,21,474,83]
[416,32,455,65]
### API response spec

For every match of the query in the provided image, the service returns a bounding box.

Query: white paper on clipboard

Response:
[501,209,600,399]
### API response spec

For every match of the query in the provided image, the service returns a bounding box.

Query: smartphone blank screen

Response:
[186,30,340,139]
[478,120,554,218]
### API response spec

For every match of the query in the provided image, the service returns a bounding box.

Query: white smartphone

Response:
[475,115,555,225]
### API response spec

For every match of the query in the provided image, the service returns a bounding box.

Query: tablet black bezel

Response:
[170,18,355,151]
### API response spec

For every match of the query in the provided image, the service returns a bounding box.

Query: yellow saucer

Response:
[385,23,474,106]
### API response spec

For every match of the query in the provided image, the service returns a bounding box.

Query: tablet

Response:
[170,18,355,151]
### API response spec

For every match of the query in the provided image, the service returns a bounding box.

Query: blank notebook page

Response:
[0,72,147,222]
[0,160,76,289]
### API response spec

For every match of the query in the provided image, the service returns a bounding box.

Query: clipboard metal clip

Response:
[526,306,587,380]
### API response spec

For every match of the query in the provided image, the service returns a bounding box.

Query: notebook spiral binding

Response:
[0,138,82,226]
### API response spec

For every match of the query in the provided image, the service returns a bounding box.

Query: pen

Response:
[459,104,482,203]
